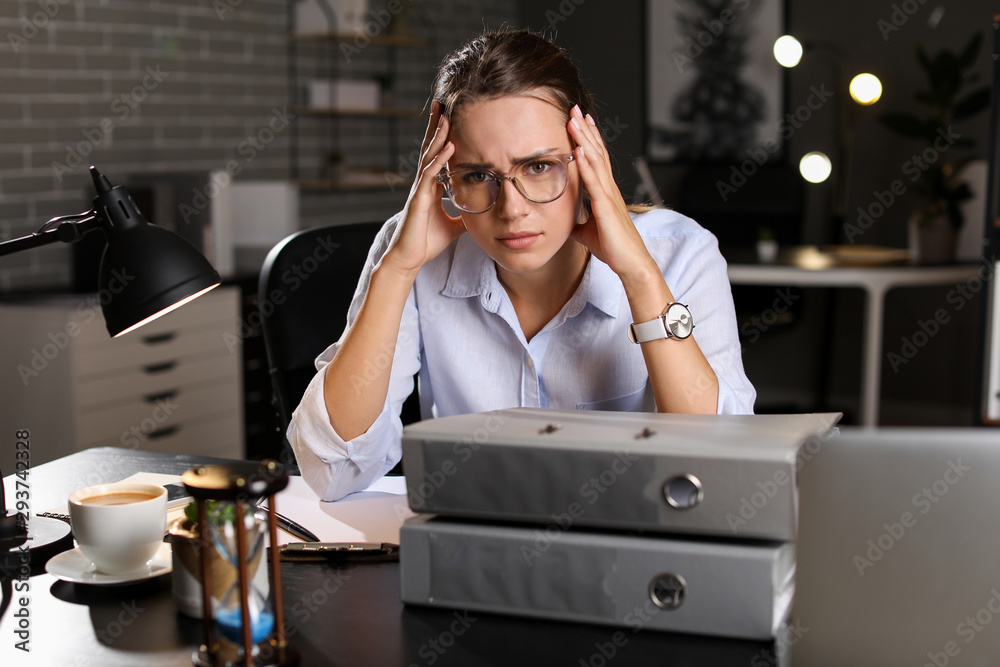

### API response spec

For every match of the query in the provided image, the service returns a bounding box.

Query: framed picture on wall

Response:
[646,0,784,163]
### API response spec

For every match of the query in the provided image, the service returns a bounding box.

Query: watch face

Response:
[665,303,694,339]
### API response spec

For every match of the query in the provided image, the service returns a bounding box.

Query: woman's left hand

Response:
[567,104,660,290]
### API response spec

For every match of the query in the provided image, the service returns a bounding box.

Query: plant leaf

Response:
[878,112,929,138]
[954,87,991,120]
[957,32,983,70]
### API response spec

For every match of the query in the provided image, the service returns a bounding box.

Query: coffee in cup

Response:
[68,482,168,574]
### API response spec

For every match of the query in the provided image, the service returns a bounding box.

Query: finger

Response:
[420,113,451,171]
[414,140,455,200]
[571,109,615,183]
[420,100,444,155]
[568,108,614,190]
[569,125,614,197]
[569,105,604,154]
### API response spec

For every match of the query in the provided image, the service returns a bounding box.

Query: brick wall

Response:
[0,0,518,291]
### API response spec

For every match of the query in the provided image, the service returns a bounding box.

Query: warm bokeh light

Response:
[799,152,832,184]
[849,73,883,105]
[773,35,803,68]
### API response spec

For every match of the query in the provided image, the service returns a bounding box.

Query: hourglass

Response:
[183,460,299,667]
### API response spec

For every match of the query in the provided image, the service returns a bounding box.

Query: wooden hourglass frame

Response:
[183,460,299,667]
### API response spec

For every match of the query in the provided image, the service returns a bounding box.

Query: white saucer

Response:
[45,542,172,585]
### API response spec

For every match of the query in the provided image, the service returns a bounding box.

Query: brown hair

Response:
[433,29,596,128]
[433,29,657,212]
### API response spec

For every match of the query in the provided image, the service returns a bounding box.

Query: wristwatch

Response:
[628,302,695,344]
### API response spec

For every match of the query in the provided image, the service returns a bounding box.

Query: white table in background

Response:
[728,249,980,426]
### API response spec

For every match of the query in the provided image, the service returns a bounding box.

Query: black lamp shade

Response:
[99,223,221,337]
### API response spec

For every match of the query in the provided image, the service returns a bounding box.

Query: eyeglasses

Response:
[436,153,575,214]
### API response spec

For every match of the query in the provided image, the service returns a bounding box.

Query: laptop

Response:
[791,426,1000,666]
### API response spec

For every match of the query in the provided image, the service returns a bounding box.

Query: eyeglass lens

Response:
[445,156,571,213]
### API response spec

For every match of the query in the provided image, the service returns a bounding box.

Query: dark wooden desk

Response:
[1,448,776,665]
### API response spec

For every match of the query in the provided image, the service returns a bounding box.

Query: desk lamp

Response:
[0,166,222,573]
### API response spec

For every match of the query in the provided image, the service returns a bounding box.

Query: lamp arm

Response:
[0,212,100,258]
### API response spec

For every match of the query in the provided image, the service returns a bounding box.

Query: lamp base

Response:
[193,640,300,666]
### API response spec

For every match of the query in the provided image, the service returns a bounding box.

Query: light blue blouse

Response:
[289,208,756,501]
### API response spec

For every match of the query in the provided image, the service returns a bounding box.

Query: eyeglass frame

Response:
[435,153,576,214]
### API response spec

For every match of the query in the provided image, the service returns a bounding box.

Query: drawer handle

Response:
[142,332,177,345]
[147,425,179,440]
[143,361,177,374]
[144,390,178,403]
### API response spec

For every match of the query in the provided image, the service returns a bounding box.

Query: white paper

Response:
[268,474,412,546]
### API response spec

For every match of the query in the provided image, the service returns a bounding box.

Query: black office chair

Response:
[257,221,420,467]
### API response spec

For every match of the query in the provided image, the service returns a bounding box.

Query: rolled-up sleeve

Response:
[287,215,422,501]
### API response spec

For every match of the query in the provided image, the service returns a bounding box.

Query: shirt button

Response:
[527,357,534,368]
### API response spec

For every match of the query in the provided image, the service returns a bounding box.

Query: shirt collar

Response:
[442,234,494,299]
[441,233,623,317]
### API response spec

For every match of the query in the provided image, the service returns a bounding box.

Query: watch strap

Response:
[629,316,670,344]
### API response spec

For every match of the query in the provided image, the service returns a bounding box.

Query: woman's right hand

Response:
[381,100,465,278]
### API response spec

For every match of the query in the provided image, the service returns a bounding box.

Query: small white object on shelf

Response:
[308,79,380,111]
[757,239,778,263]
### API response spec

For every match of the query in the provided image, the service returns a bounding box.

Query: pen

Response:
[277,542,399,563]
[254,499,321,543]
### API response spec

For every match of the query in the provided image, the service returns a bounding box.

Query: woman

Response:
[290,29,756,501]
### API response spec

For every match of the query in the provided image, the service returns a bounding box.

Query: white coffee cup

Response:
[68,482,168,574]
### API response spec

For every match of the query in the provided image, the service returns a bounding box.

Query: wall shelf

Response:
[292,106,424,118]
[287,7,434,189]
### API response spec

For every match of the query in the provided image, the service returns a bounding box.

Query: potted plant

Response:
[324,150,345,184]
[877,33,990,263]
[756,225,778,263]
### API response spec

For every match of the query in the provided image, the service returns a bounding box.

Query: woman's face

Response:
[448,92,583,276]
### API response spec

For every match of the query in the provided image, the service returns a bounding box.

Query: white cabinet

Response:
[0,287,243,477]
